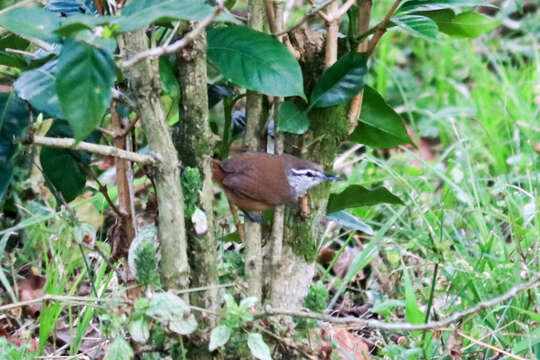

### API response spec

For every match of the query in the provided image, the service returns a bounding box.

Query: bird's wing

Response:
[222,171,284,207]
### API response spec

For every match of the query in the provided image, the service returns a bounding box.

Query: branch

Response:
[336,0,358,18]
[120,5,222,68]
[259,272,540,331]
[0,294,124,312]
[31,135,156,165]
[273,0,338,36]
[366,0,401,57]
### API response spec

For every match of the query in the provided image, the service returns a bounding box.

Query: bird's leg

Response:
[300,195,310,218]
[227,199,246,243]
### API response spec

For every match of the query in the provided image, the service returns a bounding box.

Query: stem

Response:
[29,135,155,165]
[118,31,190,290]
[243,0,266,301]
[220,97,233,159]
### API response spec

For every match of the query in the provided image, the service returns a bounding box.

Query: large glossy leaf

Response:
[349,86,411,148]
[207,27,305,99]
[14,60,65,119]
[423,10,500,38]
[55,15,115,36]
[0,35,29,68]
[118,0,237,32]
[398,0,492,13]
[56,40,115,140]
[40,120,99,203]
[327,185,404,213]
[276,101,309,134]
[41,147,87,202]
[309,52,367,109]
[0,93,29,201]
[392,15,439,41]
[0,8,60,43]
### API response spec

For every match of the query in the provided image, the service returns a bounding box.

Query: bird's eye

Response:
[306,172,314,177]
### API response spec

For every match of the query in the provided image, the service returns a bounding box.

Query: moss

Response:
[307,104,349,167]
[286,214,318,262]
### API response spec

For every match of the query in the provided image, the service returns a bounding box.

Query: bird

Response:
[211,152,342,222]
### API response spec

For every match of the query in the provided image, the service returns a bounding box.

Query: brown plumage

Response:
[211,152,325,213]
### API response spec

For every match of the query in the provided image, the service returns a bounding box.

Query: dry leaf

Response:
[447,330,463,360]
[333,329,370,360]
[17,275,46,317]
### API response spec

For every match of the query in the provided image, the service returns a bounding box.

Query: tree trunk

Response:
[174,30,220,326]
[118,31,190,290]
[243,0,266,301]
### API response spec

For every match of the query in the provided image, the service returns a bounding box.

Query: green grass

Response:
[337,16,540,358]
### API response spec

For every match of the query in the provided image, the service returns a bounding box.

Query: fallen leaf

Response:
[447,330,463,360]
[333,328,370,360]
[17,275,46,317]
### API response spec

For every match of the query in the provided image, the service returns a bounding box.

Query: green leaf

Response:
[276,101,309,134]
[398,0,491,13]
[128,316,150,343]
[147,292,190,320]
[39,120,98,203]
[309,52,367,109]
[74,222,95,244]
[104,336,133,360]
[0,8,60,43]
[118,0,238,32]
[40,147,87,202]
[209,325,232,351]
[392,15,439,41]
[327,211,374,235]
[146,292,197,334]
[327,185,404,213]
[207,27,305,99]
[247,333,272,360]
[169,313,198,335]
[349,85,411,148]
[513,326,540,354]
[14,60,65,119]
[159,56,180,97]
[403,270,425,327]
[0,93,30,201]
[55,14,115,36]
[423,10,500,38]
[56,40,115,140]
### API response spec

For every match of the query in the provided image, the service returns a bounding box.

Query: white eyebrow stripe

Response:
[291,169,312,176]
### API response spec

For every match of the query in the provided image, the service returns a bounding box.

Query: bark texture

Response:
[271,25,350,310]
[174,30,220,326]
[118,31,190,290]
[243,0,266,301]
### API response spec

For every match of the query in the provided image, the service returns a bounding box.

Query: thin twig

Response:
[259,272,540,331]
[273,0,338,36]
[121,5,223,68]
[0,294,124,312]
[30,135,155,165]
[457,330,526,360]
[366,0,401,57]
[336,0,358,18]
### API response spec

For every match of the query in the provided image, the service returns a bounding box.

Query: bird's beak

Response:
[324,173,343,181]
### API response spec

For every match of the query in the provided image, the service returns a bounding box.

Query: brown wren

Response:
[212,152,342,222]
